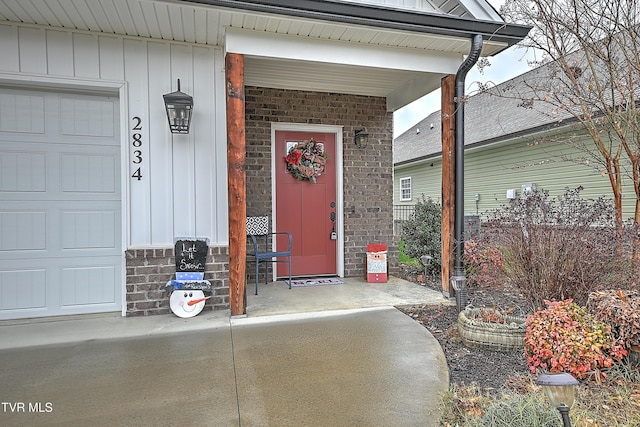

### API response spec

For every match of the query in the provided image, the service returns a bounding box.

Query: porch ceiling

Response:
[244,56,423,97]
[0,0,527,110]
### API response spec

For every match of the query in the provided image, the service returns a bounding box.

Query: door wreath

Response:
[284,139,328,183]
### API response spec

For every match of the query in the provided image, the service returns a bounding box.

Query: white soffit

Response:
[225,28,463,74]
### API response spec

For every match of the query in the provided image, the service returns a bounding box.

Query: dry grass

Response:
[440,363,640,426]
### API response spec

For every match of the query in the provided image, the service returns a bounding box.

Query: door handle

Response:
[329,211,337,240]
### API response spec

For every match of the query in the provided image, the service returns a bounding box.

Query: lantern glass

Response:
[536,373,579,408]
[450,275,466,291]
[354,130,368,148]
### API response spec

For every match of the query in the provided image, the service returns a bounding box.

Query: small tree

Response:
[501,0,640,274]
[400,196,442,274]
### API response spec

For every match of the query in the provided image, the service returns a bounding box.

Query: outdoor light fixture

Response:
[163,79,193,134]
[354,129,368,148]
[450,275,467,312]
[536,372,579,427]
[420,255,433,278]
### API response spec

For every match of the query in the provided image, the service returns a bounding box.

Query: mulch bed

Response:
[396,266,532,394]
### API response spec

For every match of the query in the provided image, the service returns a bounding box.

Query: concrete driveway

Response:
[0,307,448,427]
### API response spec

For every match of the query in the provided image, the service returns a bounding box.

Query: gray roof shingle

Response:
[393,62,573,165]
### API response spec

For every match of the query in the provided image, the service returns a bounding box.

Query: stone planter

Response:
[458,307,527,352]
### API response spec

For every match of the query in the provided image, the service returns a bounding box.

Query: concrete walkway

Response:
[0,278,452,426]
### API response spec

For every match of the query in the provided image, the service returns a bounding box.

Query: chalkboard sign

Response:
[175,239,208,273]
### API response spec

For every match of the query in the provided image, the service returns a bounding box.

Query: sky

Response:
[392,0,537,137]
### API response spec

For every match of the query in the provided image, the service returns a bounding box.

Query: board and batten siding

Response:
[0,22,228,247]
[395,132,639,219]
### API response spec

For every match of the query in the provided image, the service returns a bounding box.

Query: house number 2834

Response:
[131,116,143,181]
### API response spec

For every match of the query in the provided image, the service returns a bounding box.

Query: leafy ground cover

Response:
[396,265,640,426]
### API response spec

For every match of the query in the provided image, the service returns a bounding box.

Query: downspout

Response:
[452,34,483,311]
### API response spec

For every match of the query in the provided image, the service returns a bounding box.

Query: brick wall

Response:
[125,246,229,316]
[245,87,399,279]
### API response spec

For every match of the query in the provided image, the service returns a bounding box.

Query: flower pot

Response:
[458,307,527,352]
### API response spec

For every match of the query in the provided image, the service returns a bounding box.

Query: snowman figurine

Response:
[168,238,213,318]
[169,289,211,318]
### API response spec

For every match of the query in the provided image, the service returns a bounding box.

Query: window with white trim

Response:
[400,177,412,201]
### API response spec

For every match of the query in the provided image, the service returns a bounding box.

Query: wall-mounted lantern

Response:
[354,129,369,149]
[163,79,193,134]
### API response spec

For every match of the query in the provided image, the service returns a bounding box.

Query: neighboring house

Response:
[0,0,528,320]
[393,62,639,221]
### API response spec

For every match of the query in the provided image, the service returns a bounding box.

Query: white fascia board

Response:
[225,27,462,74]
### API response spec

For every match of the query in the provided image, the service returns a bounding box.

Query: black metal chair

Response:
[246,216,293,295]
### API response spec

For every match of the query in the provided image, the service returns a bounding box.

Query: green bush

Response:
[397,240,421,268]
[399,196,441,274]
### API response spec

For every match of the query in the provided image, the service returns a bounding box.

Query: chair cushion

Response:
[246,216,269,235]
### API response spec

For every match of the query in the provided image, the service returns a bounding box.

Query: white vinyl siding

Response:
[0,22,229,247]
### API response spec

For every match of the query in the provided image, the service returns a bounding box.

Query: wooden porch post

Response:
[226,52,247,316]
[441,74,456,298]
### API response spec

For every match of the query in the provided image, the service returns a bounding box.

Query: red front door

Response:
[275,131,337,277]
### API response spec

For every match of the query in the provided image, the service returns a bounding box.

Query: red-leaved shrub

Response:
[524,299,627,380]
[464,240,505,287]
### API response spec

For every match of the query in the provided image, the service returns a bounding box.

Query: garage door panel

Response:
[0,210,46,251]
[60,264,117,307]
[0,149,47,192]
[60,152,117,193]
[61,209,117,250]
[0,92,45,134]
[1,142,119,201]
[0,268,47,311]
[59,96,116,139]
[0,259,119,318]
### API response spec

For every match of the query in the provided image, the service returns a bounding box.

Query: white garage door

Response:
[0,88,122,320]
